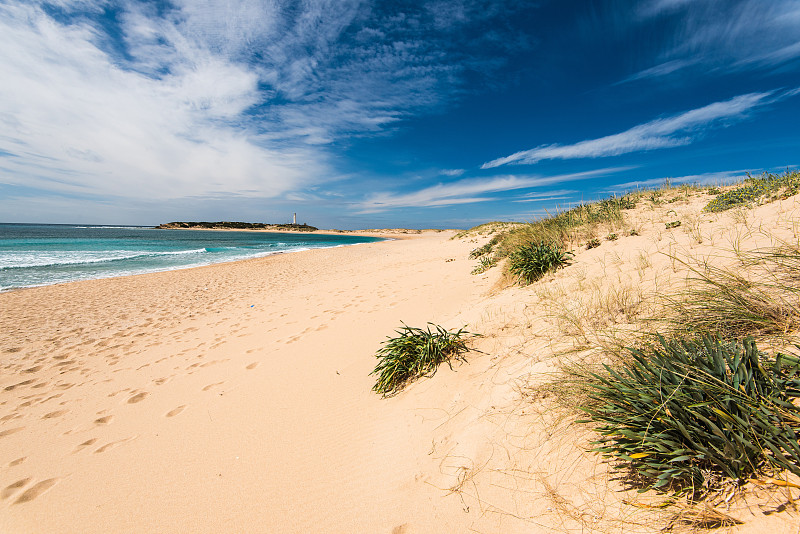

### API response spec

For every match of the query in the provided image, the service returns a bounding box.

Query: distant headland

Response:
[155,221,319,232]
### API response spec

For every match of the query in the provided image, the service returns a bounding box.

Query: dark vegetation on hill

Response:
[155,221,318,231]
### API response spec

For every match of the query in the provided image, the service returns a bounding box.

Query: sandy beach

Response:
[0,231,500,533]
[3,192,800,533]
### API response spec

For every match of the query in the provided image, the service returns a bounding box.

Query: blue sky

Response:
[1,0,799,229]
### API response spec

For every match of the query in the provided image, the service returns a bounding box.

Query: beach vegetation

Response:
[469,234,501,259]
[586,238,601,249]
[665,220,681,229]
[471,255,497,275]
[662,246,800,340]
[491,195,635,259]
[577,335,800,495]
[371,323,477,397]
[508,240,573,285]
[704,170,800,213]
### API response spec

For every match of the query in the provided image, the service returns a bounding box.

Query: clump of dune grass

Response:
[453,221,525,239]
[704,170,800,213]
[371,323,477,397]
[508,240,573,285]
[664,246,800,339]
[491,195,636,259]
[468,235,501,259]
[577,336,800,496]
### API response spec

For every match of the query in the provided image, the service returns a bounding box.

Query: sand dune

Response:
[2,191,800,532]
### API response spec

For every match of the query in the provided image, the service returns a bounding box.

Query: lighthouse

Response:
[293,213,297,225]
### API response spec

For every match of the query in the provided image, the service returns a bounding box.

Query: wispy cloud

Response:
[357,168,628,212]
[512,189,576,203]
[0,0,534,207]
[616,58,700,84]
[482,90,792,168]
[634,0,800,73]
[608,170,752,192]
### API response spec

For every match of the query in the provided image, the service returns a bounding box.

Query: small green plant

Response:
[471,255,496,275]
[666,221,681,229]
[469,241,495,259]
[371,323,477,396]
[629,229,640,236]
[587,238,601,249]
[578,336,800,494]
[706,187,721,196]
[509,241,573,284]
[606,233,618,241]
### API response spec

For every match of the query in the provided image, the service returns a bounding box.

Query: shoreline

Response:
[151,225,445,239]
[0,230,497,533]
[0,231,405,294]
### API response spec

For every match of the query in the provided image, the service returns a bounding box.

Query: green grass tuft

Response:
[471,255,497,275]
[704,171,800,213]
[371,324,477,397]
[578,336,800,495]
[508,240,573,284]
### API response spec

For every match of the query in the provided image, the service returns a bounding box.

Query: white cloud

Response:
[608,170,751,191]
[1,0,533,213]
[616,58,700,84]
[0,2,328,201]
[440,168,465,176]
[357,168,628,212]
[482,91,789,168]
[512,189,576,203]
[637,0,800,71]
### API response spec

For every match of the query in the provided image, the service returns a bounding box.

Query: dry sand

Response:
[2,194,800,533]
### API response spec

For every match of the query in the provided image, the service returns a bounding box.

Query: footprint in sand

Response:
[201,382,224,392]
[246,362,259,370]
[94,416,113,425]
[127,392,148,404]
[0,427,25,438]
[5,379,35,391]
[2,478,31,500]
[9,457,26,467]
[42,410,68,419]
[73,438,98,453]
[165,405,186,418]
[94,436,136,454]
[14,478,60,504]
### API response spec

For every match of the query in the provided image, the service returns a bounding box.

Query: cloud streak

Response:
[482,90,790,168]
[0,0,534,207]
[358,168,628,212]
[630,0,800,78]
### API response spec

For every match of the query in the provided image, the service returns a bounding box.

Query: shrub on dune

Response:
[509,240,573,285]
[578,336,800,495]
[371,323,477,397]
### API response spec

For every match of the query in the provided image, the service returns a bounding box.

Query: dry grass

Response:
[659,244,800,340]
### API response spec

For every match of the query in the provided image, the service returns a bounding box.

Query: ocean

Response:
[0,223,383,291]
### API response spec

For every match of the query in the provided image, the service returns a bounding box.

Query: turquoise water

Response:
[0,224,383,291]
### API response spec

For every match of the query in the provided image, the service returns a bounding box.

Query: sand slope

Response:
[2,192,800,533]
